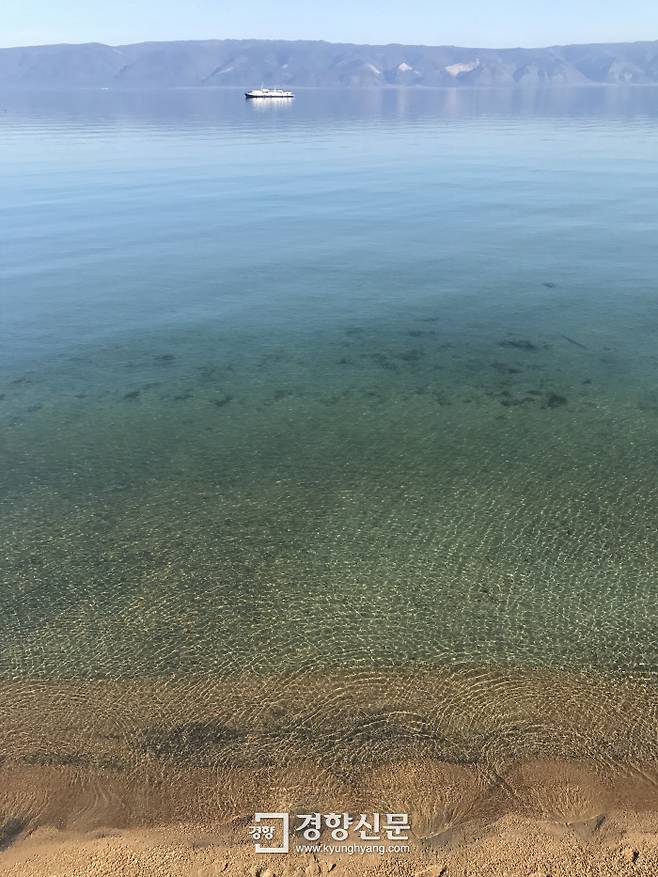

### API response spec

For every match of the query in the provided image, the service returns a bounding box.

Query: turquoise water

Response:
[2,87,658,689]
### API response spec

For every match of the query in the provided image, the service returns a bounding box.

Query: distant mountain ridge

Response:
[2,38,658,88]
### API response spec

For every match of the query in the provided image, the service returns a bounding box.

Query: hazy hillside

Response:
[1,38,658,88]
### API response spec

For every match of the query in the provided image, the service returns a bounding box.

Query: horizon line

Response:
[2,35,658,53]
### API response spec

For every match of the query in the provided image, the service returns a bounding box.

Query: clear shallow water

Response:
[1,89,658,700]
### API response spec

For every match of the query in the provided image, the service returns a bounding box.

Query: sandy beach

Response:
[3,810,658,876]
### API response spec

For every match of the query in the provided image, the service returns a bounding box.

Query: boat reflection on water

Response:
[246,94,296,112]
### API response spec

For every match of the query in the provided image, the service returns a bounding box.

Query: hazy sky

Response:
[3,0,658,49]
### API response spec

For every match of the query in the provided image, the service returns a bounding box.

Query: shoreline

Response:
[1,667,656,835]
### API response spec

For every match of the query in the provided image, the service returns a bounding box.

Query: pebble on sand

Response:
[622,846,640,864]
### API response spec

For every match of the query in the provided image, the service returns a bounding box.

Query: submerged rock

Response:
[622,846,640,864]
[499,339,538,352]
[544,392,568,408]
[398,348,424,363]
[491,361,522,375]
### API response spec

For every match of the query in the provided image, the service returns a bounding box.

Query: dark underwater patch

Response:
[0,818,28,851]
[499,339,538,352]
[544,392,568,408]
[141,722,244,763]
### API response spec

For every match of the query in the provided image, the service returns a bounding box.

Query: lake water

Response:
[1,87,657,827]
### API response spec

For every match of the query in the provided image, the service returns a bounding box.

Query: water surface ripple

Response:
[1,87,657,826]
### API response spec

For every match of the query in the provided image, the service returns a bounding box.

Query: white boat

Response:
[245,87,294,99]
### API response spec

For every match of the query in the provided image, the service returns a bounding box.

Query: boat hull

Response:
[245,91,294,99]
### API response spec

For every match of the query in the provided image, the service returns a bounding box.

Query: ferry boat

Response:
[245,87,295,99]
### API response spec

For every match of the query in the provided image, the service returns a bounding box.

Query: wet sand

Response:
[1,667,656,874]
